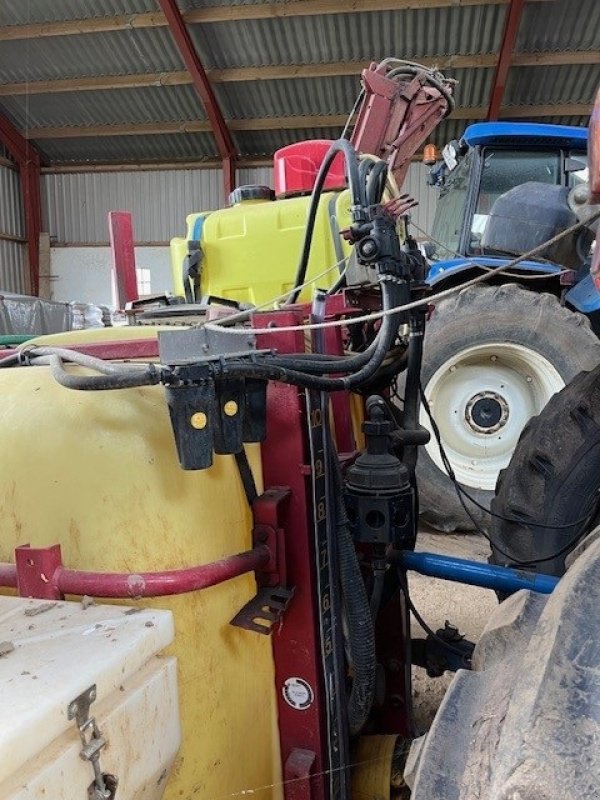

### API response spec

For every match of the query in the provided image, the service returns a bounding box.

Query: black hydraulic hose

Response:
[330,448,377,736]
[402,312,425,431]
[369,567,386,621]
[402,311,426,476]
[287,139,364,305]
[366,160,388,206]
[225,282,403,390]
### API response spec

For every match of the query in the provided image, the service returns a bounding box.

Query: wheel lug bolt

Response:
[526,376,532,383]
[490,355,498,362]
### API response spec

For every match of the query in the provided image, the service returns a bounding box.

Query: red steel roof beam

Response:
[0,112,42,295]
[158,0,237,200]
[487,0,525,121]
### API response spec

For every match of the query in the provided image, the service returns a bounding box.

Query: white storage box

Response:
[0,595,180,799]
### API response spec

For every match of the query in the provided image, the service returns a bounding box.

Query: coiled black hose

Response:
[330,447,377,736]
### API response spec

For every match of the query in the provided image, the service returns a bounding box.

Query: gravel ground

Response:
[409,526,497,733]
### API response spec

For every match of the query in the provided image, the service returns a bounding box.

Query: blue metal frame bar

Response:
[402,551,559,595]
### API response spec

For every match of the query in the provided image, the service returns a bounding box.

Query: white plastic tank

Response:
[0,595,180,799]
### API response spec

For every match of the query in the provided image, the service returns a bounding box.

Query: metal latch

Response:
[68,685,118,800]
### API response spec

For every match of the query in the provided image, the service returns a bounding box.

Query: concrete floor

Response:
[409,527,497,733]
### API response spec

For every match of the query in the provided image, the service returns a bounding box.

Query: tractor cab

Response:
[426,122,588,267]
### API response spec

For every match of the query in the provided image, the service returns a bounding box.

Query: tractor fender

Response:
[426,257,562,288]
[565,273,600,313]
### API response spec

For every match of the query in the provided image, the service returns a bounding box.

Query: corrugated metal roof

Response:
[0,0,592,166]
[0,0,158,26]
[517,0,600,52]
[0,28,182,82]
[190,5,505,69]
[505,64,600,107]
[217,76,361,119]
[0,85,205,130]
[35,132,218,164]
[234,118,464,157]
[216,67,492,121]
[514,115,590,129]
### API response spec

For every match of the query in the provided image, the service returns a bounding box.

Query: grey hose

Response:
[24,346,147,376]
[31,353,159,391]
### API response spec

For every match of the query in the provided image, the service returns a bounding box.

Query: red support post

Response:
[487,0,525,120]
[158,0,236,201]
[0,112,42,295]
[21,154,42,296]
[108,210,139,306]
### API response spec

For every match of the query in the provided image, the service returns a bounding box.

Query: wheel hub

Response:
[421,343,565,491]
[465,391,509,434]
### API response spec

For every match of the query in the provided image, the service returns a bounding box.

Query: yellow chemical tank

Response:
[170,187,352,305]
[0,327,283,800]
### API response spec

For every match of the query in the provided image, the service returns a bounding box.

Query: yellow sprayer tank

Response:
[0,327,283,800]
[170,187,352,305]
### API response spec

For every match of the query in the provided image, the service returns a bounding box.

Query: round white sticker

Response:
[282,677,314,710]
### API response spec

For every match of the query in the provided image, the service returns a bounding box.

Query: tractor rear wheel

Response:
[490,364,600,576]
[417,283,600,532]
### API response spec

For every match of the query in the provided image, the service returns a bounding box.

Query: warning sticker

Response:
[282,677,314,710]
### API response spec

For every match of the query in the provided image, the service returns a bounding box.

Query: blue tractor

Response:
[417,122,600,532]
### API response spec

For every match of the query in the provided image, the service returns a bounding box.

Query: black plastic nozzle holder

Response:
[164,363,268,471]
[166,378,215,471]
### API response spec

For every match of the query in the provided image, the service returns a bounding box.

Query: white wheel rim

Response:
[421,342,564,491]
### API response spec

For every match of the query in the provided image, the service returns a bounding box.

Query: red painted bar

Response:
[108,211,139,306]
[1,544,269,599]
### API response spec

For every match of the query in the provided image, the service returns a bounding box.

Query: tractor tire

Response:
[417,283,600,532]
[408,533,600,800]
[490,364,600,577]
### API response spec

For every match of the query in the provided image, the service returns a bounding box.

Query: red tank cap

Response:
[273,140,347,198]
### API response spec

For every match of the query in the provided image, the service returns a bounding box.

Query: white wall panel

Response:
[49,246,171,305]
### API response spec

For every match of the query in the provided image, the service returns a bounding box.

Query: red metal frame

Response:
[50,339,160,361]
[108,211,139,306]
[256,308,328,800]
[158,0,236,200]
[487,0,525,120]
[0,113,42,295]
[3,542,270,600]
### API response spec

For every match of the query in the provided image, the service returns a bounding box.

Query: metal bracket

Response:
[158,326,257,365]
[284,749,316,800]
[68,685,118,800]
[230,487,295,635]
[230,585,295,634]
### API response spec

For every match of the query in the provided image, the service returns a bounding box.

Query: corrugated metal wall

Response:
[42,169,225,244]
[0,165,27,293]
[42,163,438,245]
